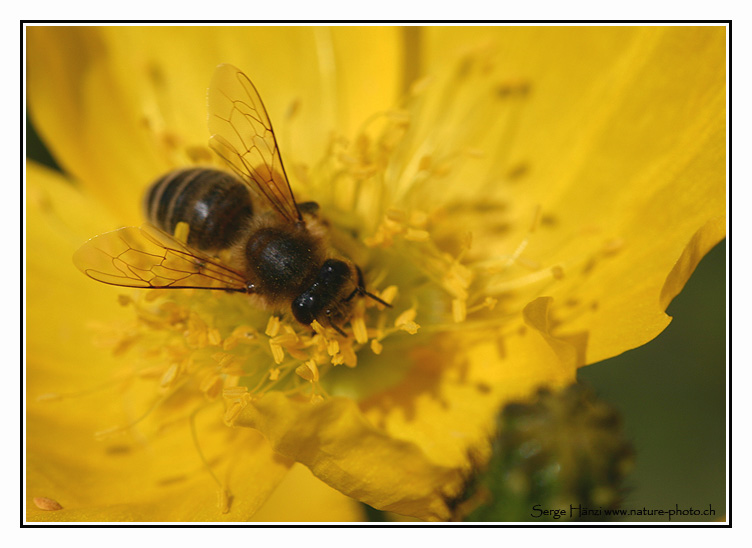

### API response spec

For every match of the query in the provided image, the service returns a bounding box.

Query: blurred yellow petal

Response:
[235,392,463,521]
[27,26,402,224]
[358,299,578,475]
[418,26,725,362]
[250,463,366,522]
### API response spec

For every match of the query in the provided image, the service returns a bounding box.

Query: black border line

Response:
[21,20,731,529]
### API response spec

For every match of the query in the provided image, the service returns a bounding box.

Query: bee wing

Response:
[73,225,250,292]
[208,63,302,225]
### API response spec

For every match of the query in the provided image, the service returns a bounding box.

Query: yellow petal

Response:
[420,27,725,362]
[250,463,366,522]
[235,392,463,521]
[27,27,165,225]
[26,161,128,375]
[27,26,403,222]
[27,401,293,521]
[358,305,578,476]
[26,163,294,521]
[659,217,726,310]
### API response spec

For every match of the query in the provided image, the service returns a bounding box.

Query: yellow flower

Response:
[26,26,726,522]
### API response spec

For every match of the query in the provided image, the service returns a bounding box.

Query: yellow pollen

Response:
[223,375,240,390]
[269,367,280,381]
[222,386,250,400]
[310,320,326,335]
[173,221,190,245]
[269,341,285,364]
[370,339,383,354]
[216,354,246,376]
[409,210,429,228]
[223,325,257,350]
[271,331,299,346]
[265,316,281,337]
[207,327,222,346]
[295,359,320,382]
[351,313,368,344]
[340,344,358,367]
[33,497,63,511]
[378,285,399,306]
[395,308,420,334]
[404,228,430,242]
[443,267,470,300]
[199,374,223,400]
[185,312,212,348]
[223,387,252,424]
[326,338,340,357]
[452,299,467,323]
[398,321,420,335]
[159,363,180,389]
[386,208,408,224]
[395,308,416,326]
[224,402,244,425]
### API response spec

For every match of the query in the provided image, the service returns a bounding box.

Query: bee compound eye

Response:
[320,259,351,282]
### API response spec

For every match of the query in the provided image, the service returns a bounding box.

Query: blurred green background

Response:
[26,116,726,522]
[579,241,726,521]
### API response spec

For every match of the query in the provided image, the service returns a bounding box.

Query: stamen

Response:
[189,405,231,513]
[395,308,421,334]
[295,359,320,382]
[223,325,257,350]
[223,402,244,425]
[265,316,281,337]
[339,344,358,367]
[351,306,369,344]
[370,339,383,355]
[159,362,180,389]
[326,338,340,357]
[377,285,399,307]
[405,228,430,242]
[269,341,285,365]
[199,373,223,400]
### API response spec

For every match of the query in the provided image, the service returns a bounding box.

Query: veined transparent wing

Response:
[73,225,250,291]
[207,63,301,224]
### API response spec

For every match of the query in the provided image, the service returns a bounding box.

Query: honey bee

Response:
[74,64,387,335]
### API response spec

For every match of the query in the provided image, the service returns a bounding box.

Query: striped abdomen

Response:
[144,168,253,251]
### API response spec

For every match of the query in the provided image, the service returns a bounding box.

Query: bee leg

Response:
[346,265,392,307]
[323,308,347,337]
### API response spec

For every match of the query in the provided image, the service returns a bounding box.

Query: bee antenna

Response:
[364,291,392,308]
